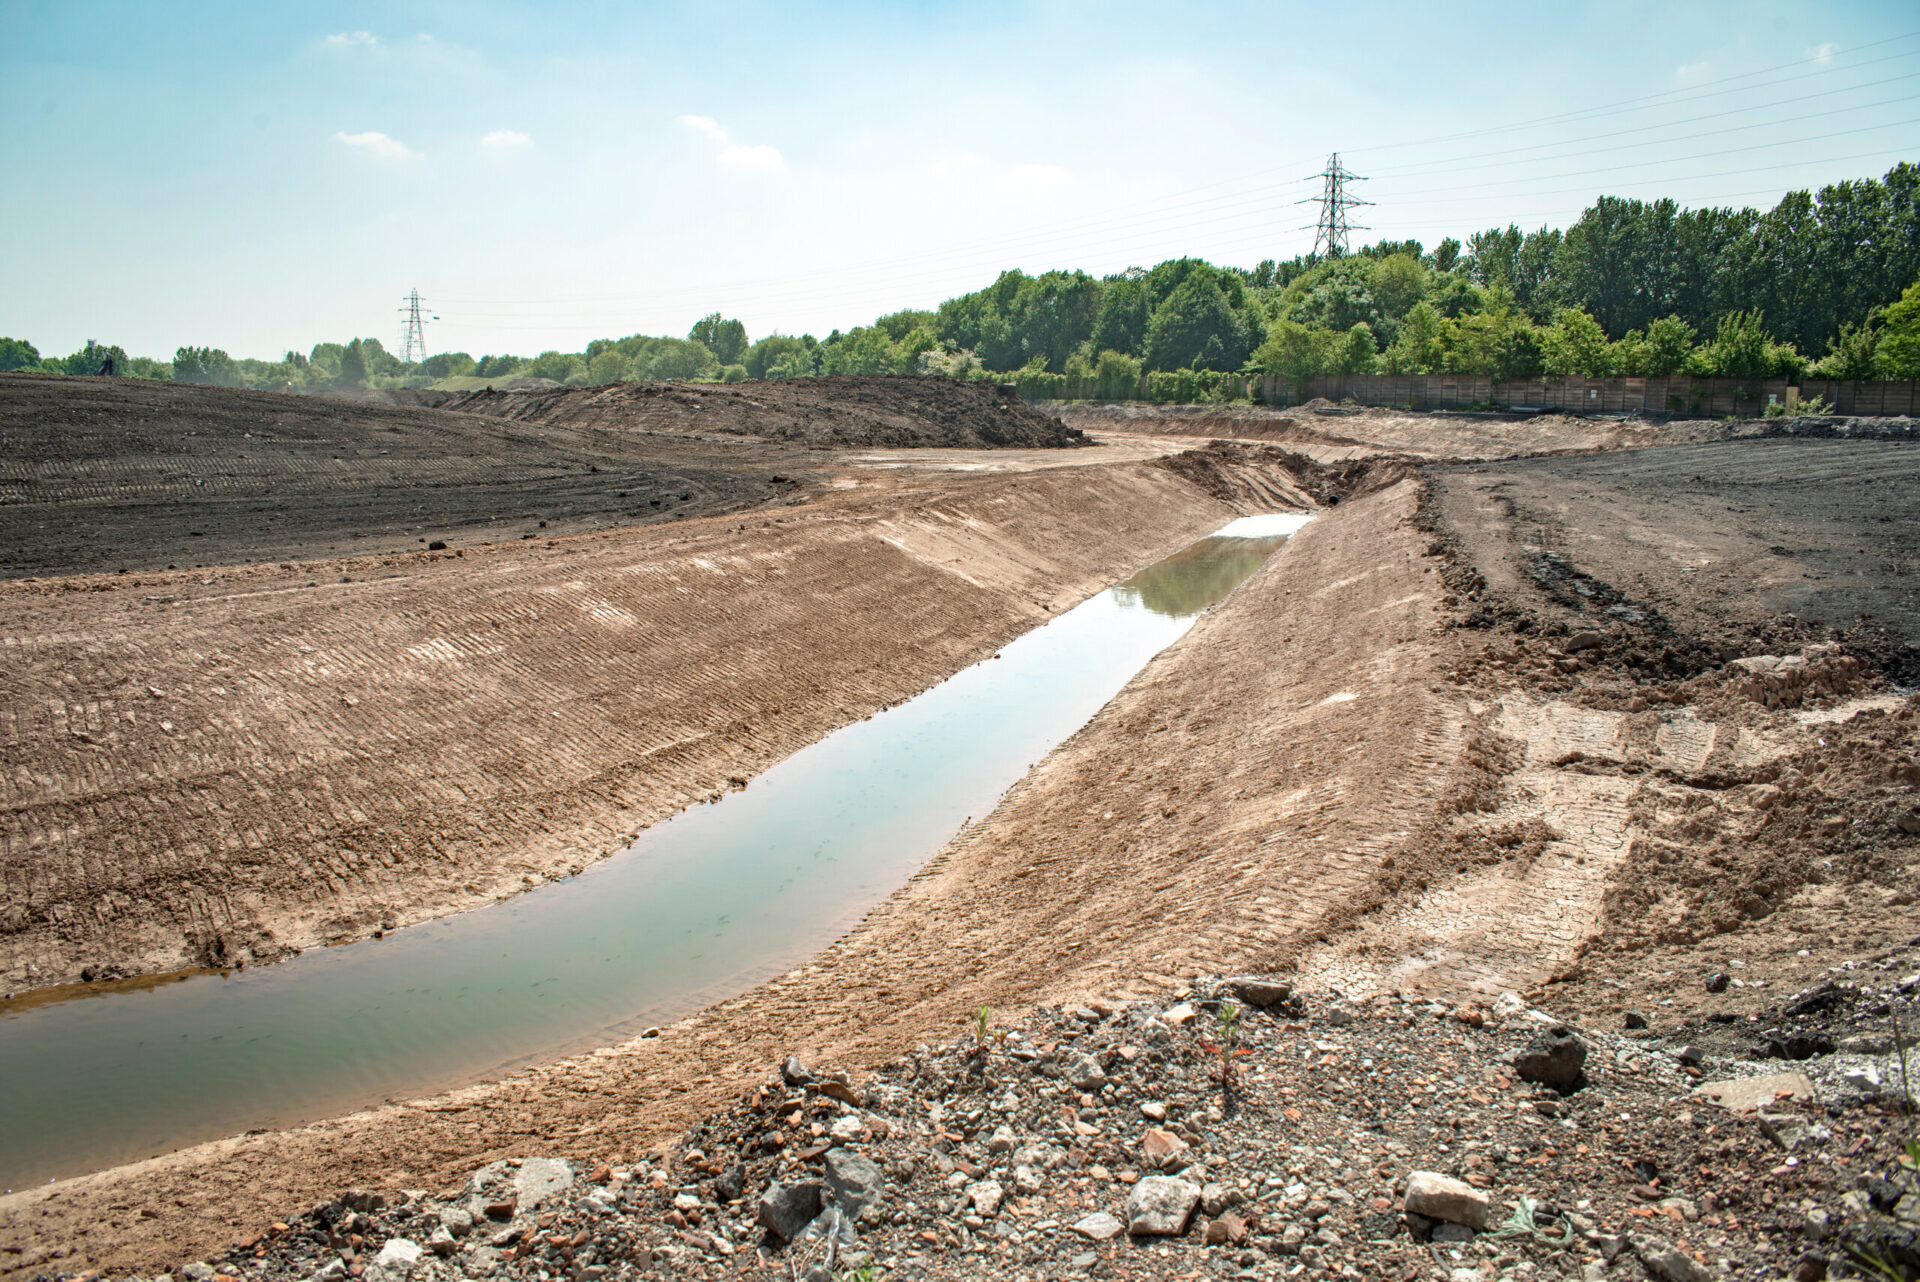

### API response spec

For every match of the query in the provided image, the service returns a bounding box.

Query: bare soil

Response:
[2,398,1915,1278]
[0,374,1076,579]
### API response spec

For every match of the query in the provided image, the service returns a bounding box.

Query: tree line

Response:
[4,163,1917,394]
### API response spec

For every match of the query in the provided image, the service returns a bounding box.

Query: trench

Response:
[0,514,1310,1188]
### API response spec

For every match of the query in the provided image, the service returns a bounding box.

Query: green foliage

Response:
[688,314,748,366]
[420,352,476,380]
[64,340,131,377]
[1093,349,1141,400]
[172,346,241,386]
[719,364,748,384]
[338,339,370,388]
[587,349,630,385]
[745,334,812,380]
[636,338,717,381]
[1879,273,1920,378]
[1612,316,1697,376]
[525,349,584,384]
[473,354,522,378]
[1381,302,1447,375]
[1809,319,1883,381]
[1144,263,1263,371]
[1447,300,1545,380]
[1541,307,1614,377]
[0,337,40,371]
[820,326,898,375]
[1688,311,1779,377]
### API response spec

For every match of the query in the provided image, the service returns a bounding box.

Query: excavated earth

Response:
[1,387,1916,1281]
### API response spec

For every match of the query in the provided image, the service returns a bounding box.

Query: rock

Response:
[1625,1010,1650,1030]
[1433,1223,1476,1243]
[782,1056,813,1086]
[1512,1025,1587,1090]
[512,1158,574,1210]
[1126,1176,1201,1236]
[341,1189,386,1214]
[1565,630,1605,653]
[1013,1164,1046,1195]
[1140,1101,1168,1122]
[1163,1002,1197,1027]
[1141,1128,1190,1168]
[309,1262,347,1282]
[986,1125,1017,1154]
[372,1240,422,1270]
[712,1161,745,1203]
[1630,1231,1714,1282]
[438,1206,474,1237]
[1705,972,1731,994]
[1073,1211,1125,1241]
[757,1180,824,1241]
[1693,1071,1815,1111]
[828,1114,864,1142]
[824,1149,887,1218]
[1676,1045,1704,1067]
[1490,992,1527,1019]
[1404,1171,1491,1231]
[183,1266,217,1282]
[1226,977,1293,1007]
[1069,1053,1109,1091]
[965,1180,1004,1216]
[426,1228,457,1258]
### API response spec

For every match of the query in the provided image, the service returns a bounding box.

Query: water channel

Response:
[0,513,1311,1188]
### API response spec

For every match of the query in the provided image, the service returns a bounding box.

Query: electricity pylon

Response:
[398,289,432,364]
[1299,153,1372,260]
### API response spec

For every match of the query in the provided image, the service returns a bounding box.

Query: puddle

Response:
[0,514,1308,1187]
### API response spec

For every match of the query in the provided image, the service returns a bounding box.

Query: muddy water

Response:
[0,514,1309,1187]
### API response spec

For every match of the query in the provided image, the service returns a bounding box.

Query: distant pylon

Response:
[1298,153,1372,260]
[398,288,431,364]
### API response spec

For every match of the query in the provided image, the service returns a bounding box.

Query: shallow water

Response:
[0,513,1310,1187]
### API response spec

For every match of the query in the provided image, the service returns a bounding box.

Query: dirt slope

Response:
[441,376,1084,449]
[0,449,1318,998]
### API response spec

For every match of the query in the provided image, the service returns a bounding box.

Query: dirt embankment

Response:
[441,376,1084,449]
[1057,401,1731,461]
[0,446,1323,997]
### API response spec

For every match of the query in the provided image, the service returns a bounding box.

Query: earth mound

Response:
[440,375,1087,449]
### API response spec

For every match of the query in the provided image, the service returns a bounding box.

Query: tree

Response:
[172,346,241,386]
[745,334,811,380]
[0,337,39,371]
[587,349,630,384]
[820,327,897,375]
[65,340,131,377]
[338,339,370,388]
[1688,311,1773,377]
[1877,274,1920,377]
[1093,349,1141,400]
[1611,315,1697,376]
[421,352,476,379]
[1446,301,1543,380]
[1381,302,1447,374]
[1145,270,1260,371]
[1253,320,1335,380]
[688,314,748,366]
[1808,319,1881,381]
[1090,277,1150,356]
[638,339,717,381]
[1370,254,1429,322]
[1541,307,1614,377]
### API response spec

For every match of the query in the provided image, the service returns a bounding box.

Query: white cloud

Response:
[334,130,418,161]
[324,30,379,49]
[481,129,532,150]
[1673,59,1711,86]
[676,114,784,173]
[1807,41,1839,66]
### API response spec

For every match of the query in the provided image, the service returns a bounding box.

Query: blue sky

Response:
[3,0,1916,361]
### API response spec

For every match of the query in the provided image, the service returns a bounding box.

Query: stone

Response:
[511,1158,574,1211]
[1141,1128,1190,1168]
[712,1161,745,1203]
[965,1180,1004,1216]
[987,1125,1018,1154]
[782,1056,814,1086]
[824,1149,887,1218]
[1404,1171,1491,1231]
[1565,630,1605,653]
[1433,1223,1476,1243]
[1012,1164,1046,1195]
[1705,972,1731,994]
[372,1240,422,1270]
[1629,1231,1714,1282]
[183,1266,217,1282]
[1625,1010,1650,1030]
[1163,1002,1197,1027]
[828,1115,864,1142]
[438,1206,474,1237]
[1069,1053,1109,1091]
[1073,1211,1125,1241]
[1693,1071,1815,1111]
[757,1180,824,1241]
[1126,1176,1201,1236]
[1140,1101,1168,1122]
[426,1228,457,1258]
[1226,977,1293,1007]
[1512,1025,1587,1090]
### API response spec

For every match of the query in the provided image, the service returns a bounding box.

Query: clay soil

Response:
[0,389,1915,1278]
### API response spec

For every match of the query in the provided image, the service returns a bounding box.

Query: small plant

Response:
[1894,995,1916,1118]
[1197,1000,1254,1105]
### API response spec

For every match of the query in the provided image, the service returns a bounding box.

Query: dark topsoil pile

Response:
[0,374,1076,577]
[435,376,1086,450]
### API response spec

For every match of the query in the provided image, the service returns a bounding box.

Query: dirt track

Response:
[1,393,1915,1276]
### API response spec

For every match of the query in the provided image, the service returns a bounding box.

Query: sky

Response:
[3,0,1917,362]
